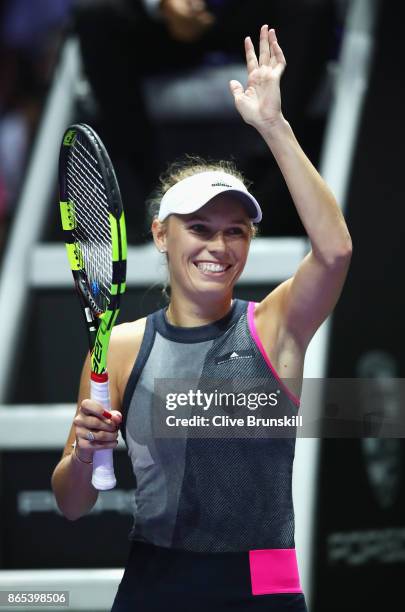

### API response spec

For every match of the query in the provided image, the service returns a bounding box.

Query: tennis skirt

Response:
[111,540,308,611]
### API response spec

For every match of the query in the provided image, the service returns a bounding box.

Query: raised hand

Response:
[230,25,287,131]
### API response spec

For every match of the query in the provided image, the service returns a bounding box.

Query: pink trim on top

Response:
[247,301,300,408]
[249,548,303,595]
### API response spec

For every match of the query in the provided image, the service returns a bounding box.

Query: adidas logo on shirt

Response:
[215,350,254,365]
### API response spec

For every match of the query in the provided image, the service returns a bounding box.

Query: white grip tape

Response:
[90,377,117,490]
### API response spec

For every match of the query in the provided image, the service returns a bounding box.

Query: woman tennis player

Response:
[52,25,352,611]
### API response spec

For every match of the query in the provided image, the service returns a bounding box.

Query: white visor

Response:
[158,170,262,223]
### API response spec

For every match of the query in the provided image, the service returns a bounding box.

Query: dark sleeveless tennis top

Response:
[121,299,301,554]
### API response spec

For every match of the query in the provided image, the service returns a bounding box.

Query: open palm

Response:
[230,25,286,130]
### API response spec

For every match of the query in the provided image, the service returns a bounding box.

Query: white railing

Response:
[0,39,80,402]
[29,239,307,288]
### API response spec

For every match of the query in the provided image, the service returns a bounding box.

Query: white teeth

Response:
[197,262,228,272]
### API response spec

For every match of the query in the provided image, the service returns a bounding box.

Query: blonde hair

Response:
[148,155,258,238]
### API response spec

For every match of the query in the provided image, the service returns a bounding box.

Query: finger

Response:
[74,414,118,432]
[244,36,258,74]
[229,79,244,98]
[110,410,123,426]
[81,399,113,419]
[77,402,122,430]
[77,427,119,445]
[259,24,270,66]
[89,430,119,443]
[269,29,286,66]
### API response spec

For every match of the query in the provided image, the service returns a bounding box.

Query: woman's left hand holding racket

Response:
[72,395,122,465]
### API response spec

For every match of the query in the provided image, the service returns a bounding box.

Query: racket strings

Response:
[66,136,113,311]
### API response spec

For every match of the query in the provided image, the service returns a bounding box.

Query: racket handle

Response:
[90,376,117,490]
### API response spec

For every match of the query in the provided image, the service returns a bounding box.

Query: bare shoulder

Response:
[110,317,147,344]
[107,317,147,405]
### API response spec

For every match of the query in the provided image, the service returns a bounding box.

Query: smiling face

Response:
[153,194,253,301]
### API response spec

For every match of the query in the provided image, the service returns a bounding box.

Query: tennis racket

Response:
[59,123,127,490]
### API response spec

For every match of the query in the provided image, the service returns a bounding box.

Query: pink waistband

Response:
[249,548,303,595]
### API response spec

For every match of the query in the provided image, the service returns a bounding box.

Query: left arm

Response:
[230,26,352,350]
